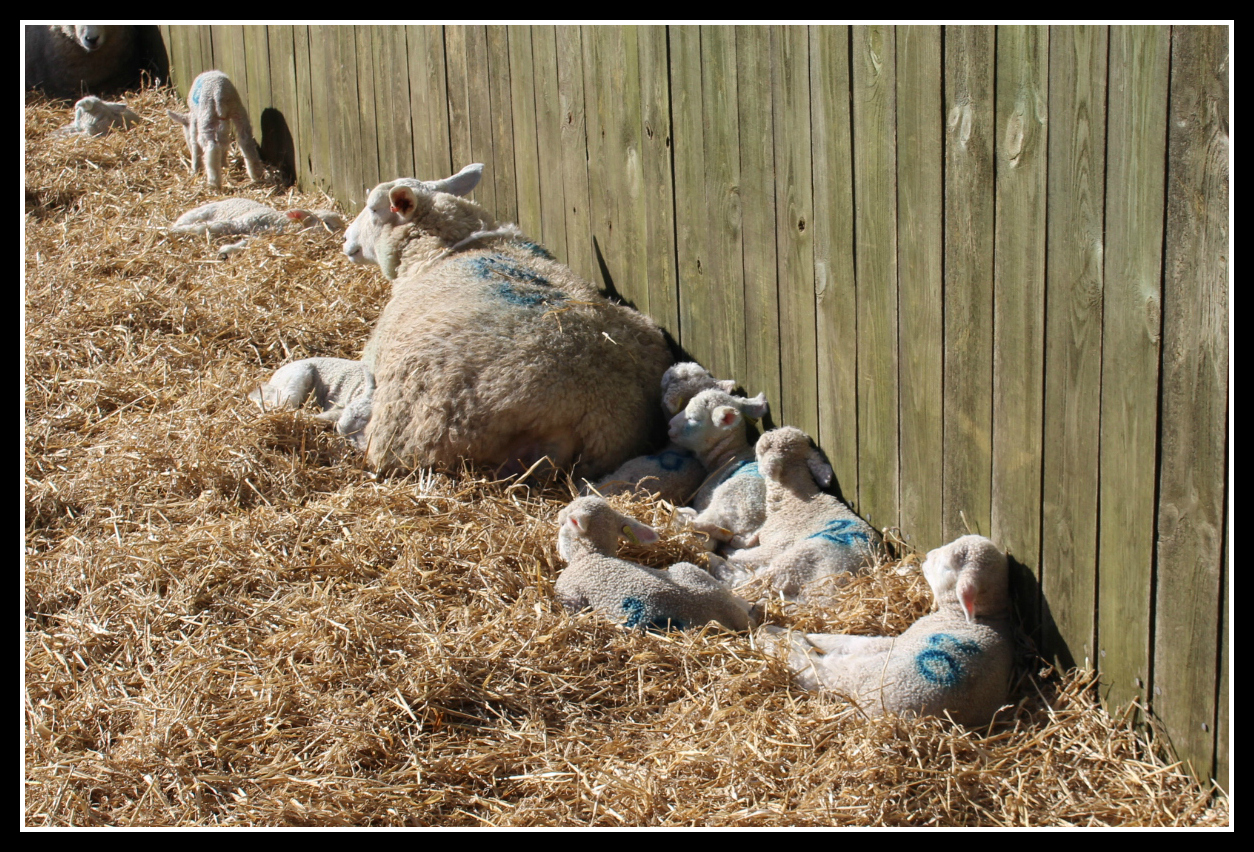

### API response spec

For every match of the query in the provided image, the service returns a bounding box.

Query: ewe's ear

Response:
[428,163,483,197]
[167,109,189,128]
[388,185,421,222]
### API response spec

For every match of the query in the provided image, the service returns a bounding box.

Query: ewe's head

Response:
[556,497,659,560]
[922,535,1010,623]
[57,25,110,51]
[660,362,737,417]
[754,426,834,488]
[343,164,484,273]
[668,389,768,452]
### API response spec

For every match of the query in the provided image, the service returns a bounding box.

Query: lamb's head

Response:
[660,362,738,417]
[668,389,768,453]
[57,25,110,51]
[922,535,1010,623]
[556,497,660,561]
[75,96,105,116]
[287,209,346,233]
[343,164,485,273]
[754,426,834,489]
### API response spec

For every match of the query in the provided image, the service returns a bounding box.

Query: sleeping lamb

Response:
[344,165,673,479]
[762,534,1015,727]
[249,357,374,450]
[554,497,755,632]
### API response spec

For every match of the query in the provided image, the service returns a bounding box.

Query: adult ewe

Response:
[25,25,139,99]
[344,165,674,479]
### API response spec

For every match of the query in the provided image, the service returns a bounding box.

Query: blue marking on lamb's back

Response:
[914,632,982,687]
[649,449,695,471]
[806,518,871,548]
[190,76,204,106]
[730,460,761,479]
[621,596,685,632]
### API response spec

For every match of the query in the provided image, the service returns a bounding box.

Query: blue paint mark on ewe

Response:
[649,449,695,471]
[514,240,555,260]
[463,255,565,308]
[807,518,871,548]
[914,633,982,687]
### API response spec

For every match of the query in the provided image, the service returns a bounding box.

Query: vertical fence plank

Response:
[210,25,246,86]
[735,26,780,407]
[406,25,451,182]
[1216,548,1228,792]
[331,27,364,207]
[637,25,680,336]
[895,25,944,550]
[265,26,301,188]
[460,27,499,214]
[943,25,995,544]
[292,27,316,187]
[555,27,593,283]
[992,25,1049,639]
[305,26,334,195]
[583,26,649,311]
[507,27,543,241]
[353,27,381,203]
[851,24,898,532]
[241,26,271,136]
[1096,25,1170,716]
[810,27,859,498]
[670,25,711,365]
[1041,25,1107,669]
[772,26,818,441]
[530,26,569,262]
[697,25,745,380]
[371,27,413,186]
[485,26,518,226]
[1153,23,1228,787]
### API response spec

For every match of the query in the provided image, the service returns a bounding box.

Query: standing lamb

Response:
[171,198,345,236]
[722,427,877,602]
[554,497,755,632]
[167,70,265,190]
[582,362,736,504]
[762,535,1015,727]
[668,389,775,552]
[344,166,674,479]
[249,357,374,450]
[57,96,139,137]
[25,25,139,98]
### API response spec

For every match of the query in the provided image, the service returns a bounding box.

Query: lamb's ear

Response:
[388,185,421,222]
[740,392,769,422]
[712,405,742,431]
[286,210,309,222]
[806,448,834,489]
[956,573,979,624]
[716,379,738,394]
[167,109,189,128]
[427,163,483,197]
[620,518,660,546]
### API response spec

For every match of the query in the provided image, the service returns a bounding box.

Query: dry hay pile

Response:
[24,86,1227,828]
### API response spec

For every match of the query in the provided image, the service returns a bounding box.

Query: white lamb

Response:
[582,362,736,504]
[249,357,374,450]
[667,389,775,553]
[25,25,139,98]
[167,70,265,190]
[721,427,878,602]
[57,96,139,137]
[762,535,1015,728]
[554,497,755,632]
[344,165,673,480]
[171,198,345,237]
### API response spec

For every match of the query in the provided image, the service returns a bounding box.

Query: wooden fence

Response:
[157,24,1230,790]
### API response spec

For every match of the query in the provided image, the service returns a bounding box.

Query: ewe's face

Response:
[343,181,410,266]
[63,25,106,51]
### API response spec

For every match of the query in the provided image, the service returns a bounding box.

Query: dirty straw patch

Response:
[24,88,1226,827]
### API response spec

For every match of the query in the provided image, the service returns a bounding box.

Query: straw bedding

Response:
[24,86,1227,827]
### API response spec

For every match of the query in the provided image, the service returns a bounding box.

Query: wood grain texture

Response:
[555,28,593,282]
[895,24,943,551]
[485,26,518,226]
[529,26,569,262]
[291,27,316,187]
[992,25,1049,640]
[1041,25,1107,670]
[265,25,301,187]
[942,25,994,545]
[809,26,859,501]
[1153,23,1228,787]
[735,26,781,408]
[637,25,680,336]
[669,25,710,365]
[507,27,543,242]
[851,24,899,533]
[371,26,414,187]
[353,26,381,203]
[1096,24,1169,717]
